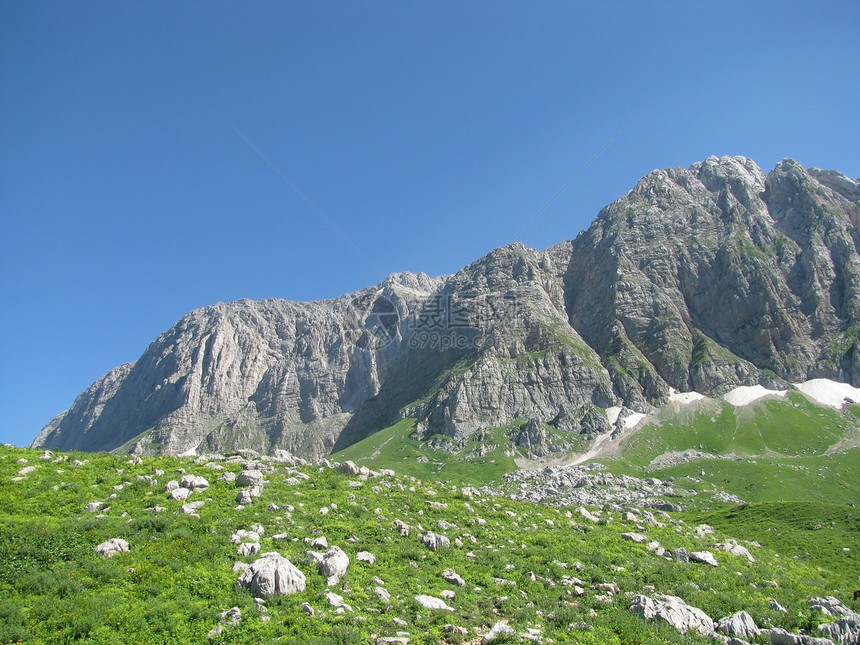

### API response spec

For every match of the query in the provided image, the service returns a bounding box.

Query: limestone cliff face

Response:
[35,272,446,457]
[564,156,860,409]
[33,157,860,458]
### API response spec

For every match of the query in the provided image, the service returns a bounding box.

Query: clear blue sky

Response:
[2,1,858,447]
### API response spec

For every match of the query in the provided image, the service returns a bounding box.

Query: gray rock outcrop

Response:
[318,546,350,583]
[482,622,516,643]
[630,593,714,636]
[717,610,760,641]
[94,538,129,557]
[414,595,453,611]
[768,628,836,645]
[442,569,466,587]
[689,551,719,567]
[818,613,860,645]
[235,552,306,598]
[422,532,450,551]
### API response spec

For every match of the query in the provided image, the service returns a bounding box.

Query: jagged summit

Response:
[33,157,860,458]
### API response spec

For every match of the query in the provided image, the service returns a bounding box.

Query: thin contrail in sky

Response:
[231,123,382,276]
[508,126,626,244]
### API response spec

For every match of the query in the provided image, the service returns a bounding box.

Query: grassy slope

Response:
[600,394,860,505]
[699,502,859,588]
[333,418,518,486]
[616,394,853,467]
[2,445,858,645]
[336,394,860,510]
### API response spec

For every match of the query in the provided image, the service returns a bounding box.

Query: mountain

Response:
[32,156,860,459]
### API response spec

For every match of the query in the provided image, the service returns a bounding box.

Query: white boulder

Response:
[717,610,759,641]
[95,538,130,557]
[236,552,306,598]
[630,594,714,636]
[319,546,350,582]
[414,595,453,611]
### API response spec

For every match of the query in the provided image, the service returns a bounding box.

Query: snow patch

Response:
[668,389,706,405]
[179,444,201,457]
[605,407,646,429]
[623,412,647,429]
[723,385,787,407]
[794,378,860,409]
[571,430,614,465]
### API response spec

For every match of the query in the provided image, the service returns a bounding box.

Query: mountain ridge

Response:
[33,156,860,459]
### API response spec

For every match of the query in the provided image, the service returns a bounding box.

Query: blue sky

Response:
[2,1,859,447]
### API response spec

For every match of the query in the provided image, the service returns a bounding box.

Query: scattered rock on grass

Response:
[357,551,376,564]
[630,593,714,636]
[236,470,264,487]
[717,610,759,641]
[482,621,516,643]
[422,532,450,551]
[690,551,719,567]
[319,546,350,583]
[95,538,129,557]
[180,474,209,490]
[414,595,453,611]
[442,569,466,587]
[236,552,306,598]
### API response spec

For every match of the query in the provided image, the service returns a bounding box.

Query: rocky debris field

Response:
[485,461,743,511]
[1,446,858,644]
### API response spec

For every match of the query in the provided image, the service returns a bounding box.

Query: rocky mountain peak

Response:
[33,156,860,459]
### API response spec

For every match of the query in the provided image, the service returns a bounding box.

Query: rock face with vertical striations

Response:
[33,157,860,459]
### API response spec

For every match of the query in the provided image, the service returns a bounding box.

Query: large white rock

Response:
[717,540,756,563]
[442,569,466,587]
[319,546,350,581]
[236,552,306,598]
[335,460,361,476]
[169,487,192,501]
[414,595,453,611]
[717,610,759,641]
[577,506,600,522]
[236,542,260,557]
[272,449,300,465]
[180,474,209,490]
[95,538,130,557]
[630,594,714,636]
[236,470,264,487]
[422,532,450,551]
[482,621,516,643]
[689,550,719,567]
[819,612,860,645]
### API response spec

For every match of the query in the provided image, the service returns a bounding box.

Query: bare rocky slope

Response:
[33,156,860,459]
